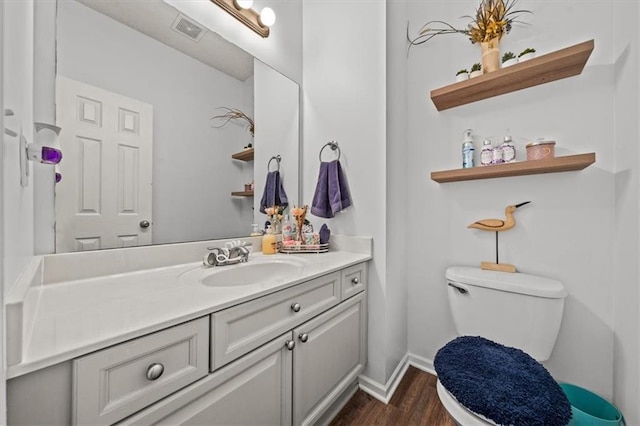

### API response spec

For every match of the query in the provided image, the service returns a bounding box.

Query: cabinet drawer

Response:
[341,263,367,300]
[73,317,209,426]
[212,272,341,370]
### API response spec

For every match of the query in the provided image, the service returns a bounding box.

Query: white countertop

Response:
[7,248,370,379]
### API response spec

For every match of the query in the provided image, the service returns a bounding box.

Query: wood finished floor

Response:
[330,366,456,426]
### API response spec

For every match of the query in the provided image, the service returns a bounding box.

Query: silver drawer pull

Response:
[285,340,295,350]
[290,302,301,313]
[351,277,359,285]
[298,333,309,343]
[146,363,165,381]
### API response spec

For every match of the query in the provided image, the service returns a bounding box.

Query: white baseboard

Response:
[407,352,436,375]
[358,353,409,403]
[358,352,437,404]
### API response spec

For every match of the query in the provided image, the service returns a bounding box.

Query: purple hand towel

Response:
[311,162,332,218]
[311,160,352,218]
[328,160,352,215]
[259,171,288,213]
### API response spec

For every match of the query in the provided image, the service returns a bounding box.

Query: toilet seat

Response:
[436,379,496,426]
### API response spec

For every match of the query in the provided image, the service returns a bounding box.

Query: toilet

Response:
[436,266,568,425]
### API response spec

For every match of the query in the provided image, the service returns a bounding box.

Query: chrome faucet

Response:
[203,243,251,267]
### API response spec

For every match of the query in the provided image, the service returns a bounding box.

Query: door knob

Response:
[140,220,150,228]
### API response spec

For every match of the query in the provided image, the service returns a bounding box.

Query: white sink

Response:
[180,256,308,287]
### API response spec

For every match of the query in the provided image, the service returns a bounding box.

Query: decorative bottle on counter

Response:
[282,215,295,242]
[501,135,516,163]
[462,129,475,168]
[480,139,493,166]
[261,225,277,255]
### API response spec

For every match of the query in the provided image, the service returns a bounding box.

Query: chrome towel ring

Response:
[319,140,340,162]
[267,155,281,172]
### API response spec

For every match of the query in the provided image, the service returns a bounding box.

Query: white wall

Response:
[385,0,409,382]
[165,0,302,84]
[254,59,300,218]
[0,0,6,421]
[3,1,35,296]
[302,0,390,385]
[613,2,640,424]
[57,0,254,244]
[404,0,619,406]
[2,0,35,418]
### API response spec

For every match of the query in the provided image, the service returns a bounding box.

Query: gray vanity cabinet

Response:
[123,291,366,426]
[119,332,294,425]
[7,262,368,426]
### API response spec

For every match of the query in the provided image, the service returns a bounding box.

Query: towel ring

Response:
[267,155,281,172]
[319,141,340,162]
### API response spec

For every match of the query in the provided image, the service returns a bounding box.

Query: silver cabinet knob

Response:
[298,333,308,343]
[285,340,295,350]
[351,277,359,285]
[140,220,150,228]
[290,302,301,313]
[146,363,164,381]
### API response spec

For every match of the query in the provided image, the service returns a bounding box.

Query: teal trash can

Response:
[560,383,623,426]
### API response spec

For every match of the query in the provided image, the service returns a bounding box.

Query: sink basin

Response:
[180,256,308,287]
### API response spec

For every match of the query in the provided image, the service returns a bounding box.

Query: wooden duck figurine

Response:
[468,201,531,232]
[468,201,531,273]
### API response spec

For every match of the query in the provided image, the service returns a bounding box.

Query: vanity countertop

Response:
[7,248,370,379]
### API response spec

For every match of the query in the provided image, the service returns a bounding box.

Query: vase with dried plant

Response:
[291,205,308,243]
[408,0,531,74]
[211,107,255,148]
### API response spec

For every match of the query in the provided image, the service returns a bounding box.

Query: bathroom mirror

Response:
[53,0,300,253]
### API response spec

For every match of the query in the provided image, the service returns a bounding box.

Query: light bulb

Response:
[234,0,253,9]
[259,7,276,27]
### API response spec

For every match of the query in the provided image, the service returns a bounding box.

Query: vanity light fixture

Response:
[210,0,275,38]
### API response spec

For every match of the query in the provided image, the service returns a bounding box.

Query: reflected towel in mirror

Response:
[311,160,352,218]
[259,171,288,213]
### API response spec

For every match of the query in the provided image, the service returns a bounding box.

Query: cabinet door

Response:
[293,292,366,426]
[120,332,293,426]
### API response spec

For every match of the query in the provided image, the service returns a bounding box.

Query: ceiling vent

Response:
[171,14,206,42]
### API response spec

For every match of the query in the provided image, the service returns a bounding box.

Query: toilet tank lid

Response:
[446,266,567,298]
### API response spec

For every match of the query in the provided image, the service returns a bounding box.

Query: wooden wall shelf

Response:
[430,39,594,111]
[431,153,596,183]
[231,148,254,161]
[231,190,254,197]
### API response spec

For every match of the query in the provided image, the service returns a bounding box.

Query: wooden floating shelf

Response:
[431,153,596,183]
[430,39,594,111]
[231,147,254,161]
[231,190,254,197]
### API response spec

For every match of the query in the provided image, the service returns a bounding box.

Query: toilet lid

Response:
[434,336,572,426]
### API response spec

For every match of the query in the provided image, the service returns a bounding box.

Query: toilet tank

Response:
[445,266,567,362]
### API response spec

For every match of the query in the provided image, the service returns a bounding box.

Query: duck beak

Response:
[514,201,531,208]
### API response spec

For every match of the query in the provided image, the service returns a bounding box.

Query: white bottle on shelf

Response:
[501,134,516,163]
[480,139,493,166]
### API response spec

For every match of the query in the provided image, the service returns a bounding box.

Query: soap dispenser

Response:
[462,129,475,168]
[262,225,277,255]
